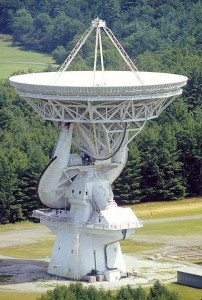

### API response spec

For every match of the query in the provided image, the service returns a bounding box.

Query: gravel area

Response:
[0,254,190,292]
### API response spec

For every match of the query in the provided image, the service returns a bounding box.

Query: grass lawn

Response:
[0,221,44,232]
[120,239,162,253]
[188,259,202,265]
[144,283,202,300]
[0,291,44,300]
[131,197,202,219]
[0,239,54,259]
[166,283,202,300]
[137,218,202,236]
[0,34,56,79]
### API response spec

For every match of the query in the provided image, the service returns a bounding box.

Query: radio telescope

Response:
[10,18,187,281]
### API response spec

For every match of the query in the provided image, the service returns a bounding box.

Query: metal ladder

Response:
[73,225,81,280]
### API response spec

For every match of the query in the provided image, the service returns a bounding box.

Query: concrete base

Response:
[96,274,104,282]
[105,269,121,282]
[84,275,97,283]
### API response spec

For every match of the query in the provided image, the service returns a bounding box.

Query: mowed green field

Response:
[131,197,202,219]
[0,239,54,258]
[166,283,202,300]
[137,218,202,235]
[0,221,42,233]
[0,221,46,232]
[0,35,55,79]
[0,291,44,300]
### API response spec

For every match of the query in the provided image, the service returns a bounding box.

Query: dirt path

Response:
[143,214,202,224]
[0,227,52,248]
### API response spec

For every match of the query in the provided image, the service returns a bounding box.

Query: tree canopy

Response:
[0,0,201,222]
[39,281,180,300]
[0,79,56,223]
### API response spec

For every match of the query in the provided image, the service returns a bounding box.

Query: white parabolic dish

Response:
[10,71,188,102]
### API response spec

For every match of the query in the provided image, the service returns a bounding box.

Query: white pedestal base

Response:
[46,223,127,280]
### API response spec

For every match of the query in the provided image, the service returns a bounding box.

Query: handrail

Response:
[33,210,143,230]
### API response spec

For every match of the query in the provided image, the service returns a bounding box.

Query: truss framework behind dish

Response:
[24,96,176,159]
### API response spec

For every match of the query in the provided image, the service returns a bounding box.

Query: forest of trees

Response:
[0,0,201,223]
[39,281,180,300]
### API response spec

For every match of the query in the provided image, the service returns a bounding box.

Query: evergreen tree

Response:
[116,285,147,300]
[0,79,56,223]
[0,151,23,223]
[148,280,180,300]
[114,143,142,205]
[40,283,114,300]
[138,123,185,202]
[14,172,41,220]
[39,281,180,300]
[175,108,202,196]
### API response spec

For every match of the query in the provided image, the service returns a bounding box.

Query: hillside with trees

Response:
[0,0,201,222]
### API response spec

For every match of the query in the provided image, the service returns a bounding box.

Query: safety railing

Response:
[33,209,143,230]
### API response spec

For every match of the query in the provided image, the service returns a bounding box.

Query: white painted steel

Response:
[9,18,188,280]
[56,27,94,74]
[38,123,73,208]
[10,71,187,91]
[34,205,141,279]
[10,71,187,159]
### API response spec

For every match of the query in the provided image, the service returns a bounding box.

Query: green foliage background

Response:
[39,281,180,300]
[0,0,201,222]
[0,79,57,223]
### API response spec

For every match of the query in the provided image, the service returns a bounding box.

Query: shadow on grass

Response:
[8,42,51,57]
[0,35,12,42]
